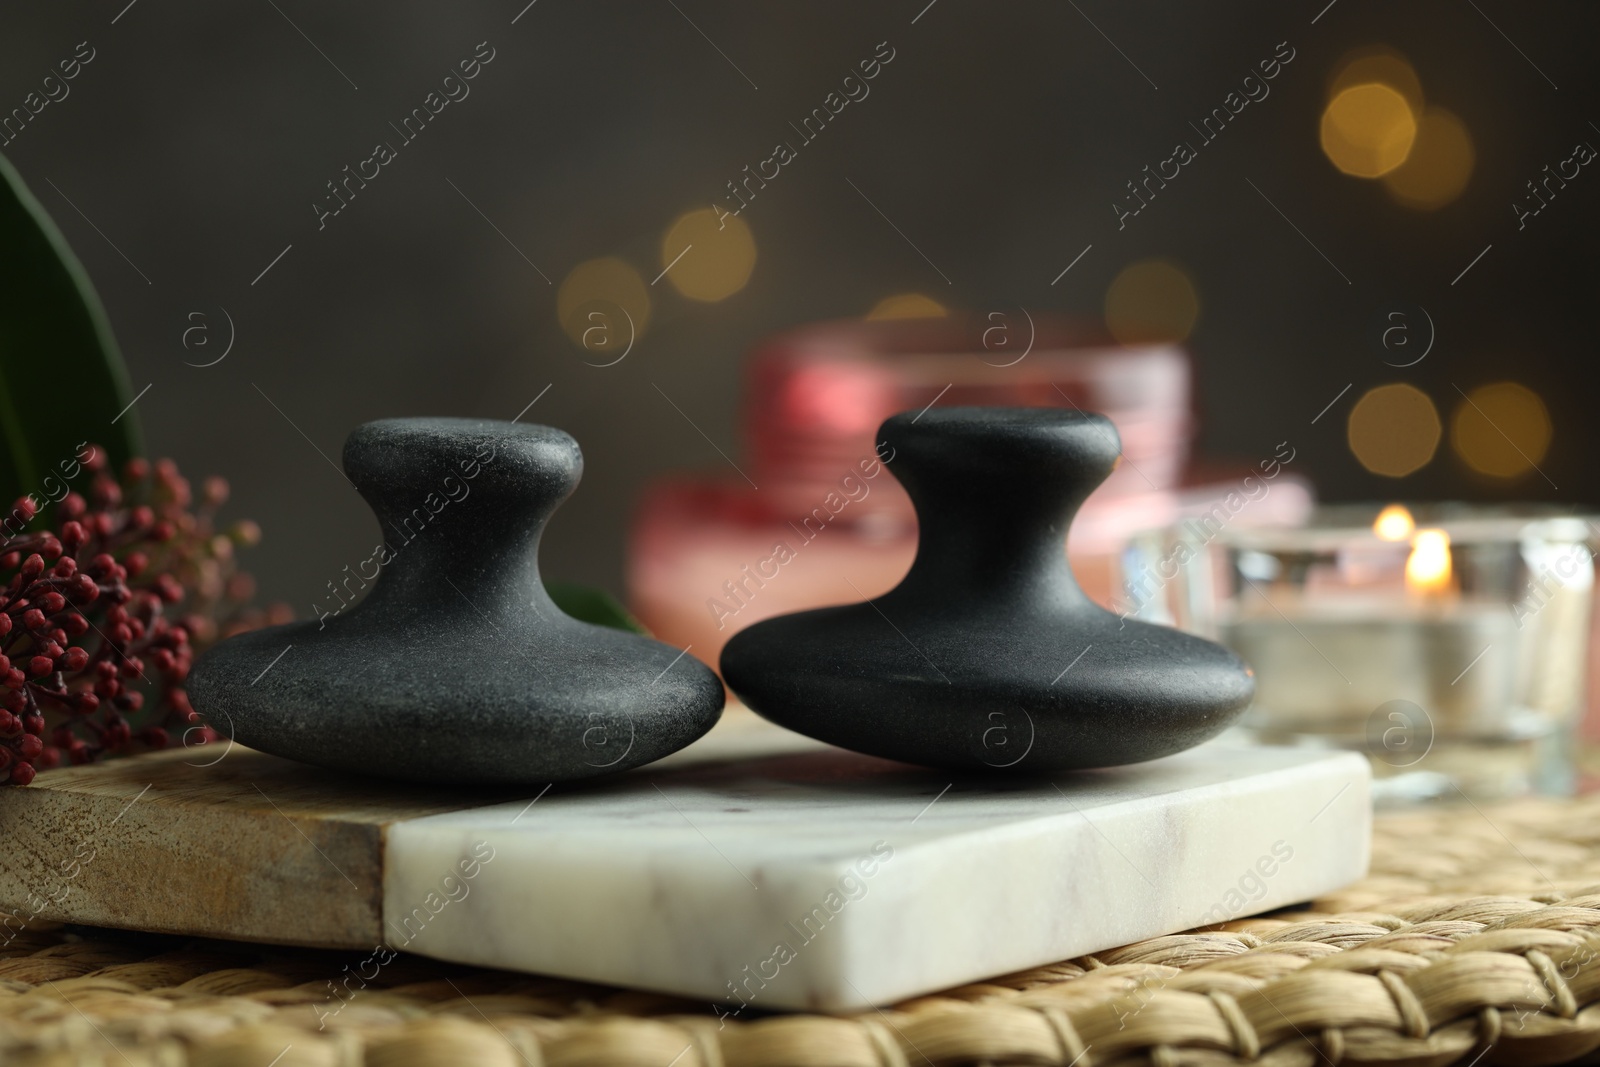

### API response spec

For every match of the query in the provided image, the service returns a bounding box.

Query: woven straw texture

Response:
[6,796,1600,1066]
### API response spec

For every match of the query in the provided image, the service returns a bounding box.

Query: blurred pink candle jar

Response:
[627,316,1310,672]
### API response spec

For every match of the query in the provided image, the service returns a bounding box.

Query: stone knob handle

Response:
[881,406,1122,611]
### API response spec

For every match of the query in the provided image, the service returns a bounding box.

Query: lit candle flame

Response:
[1405,528,1452,594]
[1373,504,1415,541]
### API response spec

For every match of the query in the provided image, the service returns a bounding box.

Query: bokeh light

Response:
[1405,529,1452,593]
[866,293,948,320]
[1347,383,1441,477]
[1384,107,1474,209]
[1451,381,1552,478]
[661,208,757,302]
[557,256,650,357]
[1320,83,1417,178]
[1328,47,1423,114]
[1373,504,1415,541]
[1103,259,1199,345]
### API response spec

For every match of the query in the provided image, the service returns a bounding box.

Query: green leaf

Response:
[0,149,141,516]
[545,581,649,635]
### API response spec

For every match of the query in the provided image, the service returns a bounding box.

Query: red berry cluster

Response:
[0,449,286,785]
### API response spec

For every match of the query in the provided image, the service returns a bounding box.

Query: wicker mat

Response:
[7,796,1600,1067]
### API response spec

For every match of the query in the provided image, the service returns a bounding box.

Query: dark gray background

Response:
[5,1,1596,611]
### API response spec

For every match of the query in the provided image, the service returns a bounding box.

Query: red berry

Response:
[22,609,46,631]
[124,551,148,578]
[59,648,89,672]
[0,551,17,570]
[121,657,144,679]
[110,624,132,645]
[53,557,76,578]
[156,575,184,603]
[16,735,42,760]
[40,592,66,613]
[60,521,86,556]
[125,457,150,481]
[0,655,7,673]
[0,713,18,737]
[38,537,62,560]
[68,576,98,605]
[36,747,60,769]
[10,761,36,786]
[152,521,177,542]
[67,741,90,765]
[28,656,53,677]
[0,615,10,637]
[63,614,89,637]
[21,553,44,578]
[104,720,131,747]
[59,494,87,520]
[22,715,43,736]
[9,496,37,522]
[3,669,25,689]
[87,553,117,577]
[52,726,74,747]
[76,693,99,714]
[89,513,114,537]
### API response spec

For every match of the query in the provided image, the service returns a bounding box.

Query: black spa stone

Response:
[720,406,1254,772]
[189,417,724,785]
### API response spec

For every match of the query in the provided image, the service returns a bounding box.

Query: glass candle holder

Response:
[1118,505,1598,803]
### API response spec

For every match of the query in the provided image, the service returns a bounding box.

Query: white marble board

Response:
[386,714,1371,1011]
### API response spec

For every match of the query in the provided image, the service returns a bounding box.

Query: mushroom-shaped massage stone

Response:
[190,417,724,784]
[720,407,1254,771]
